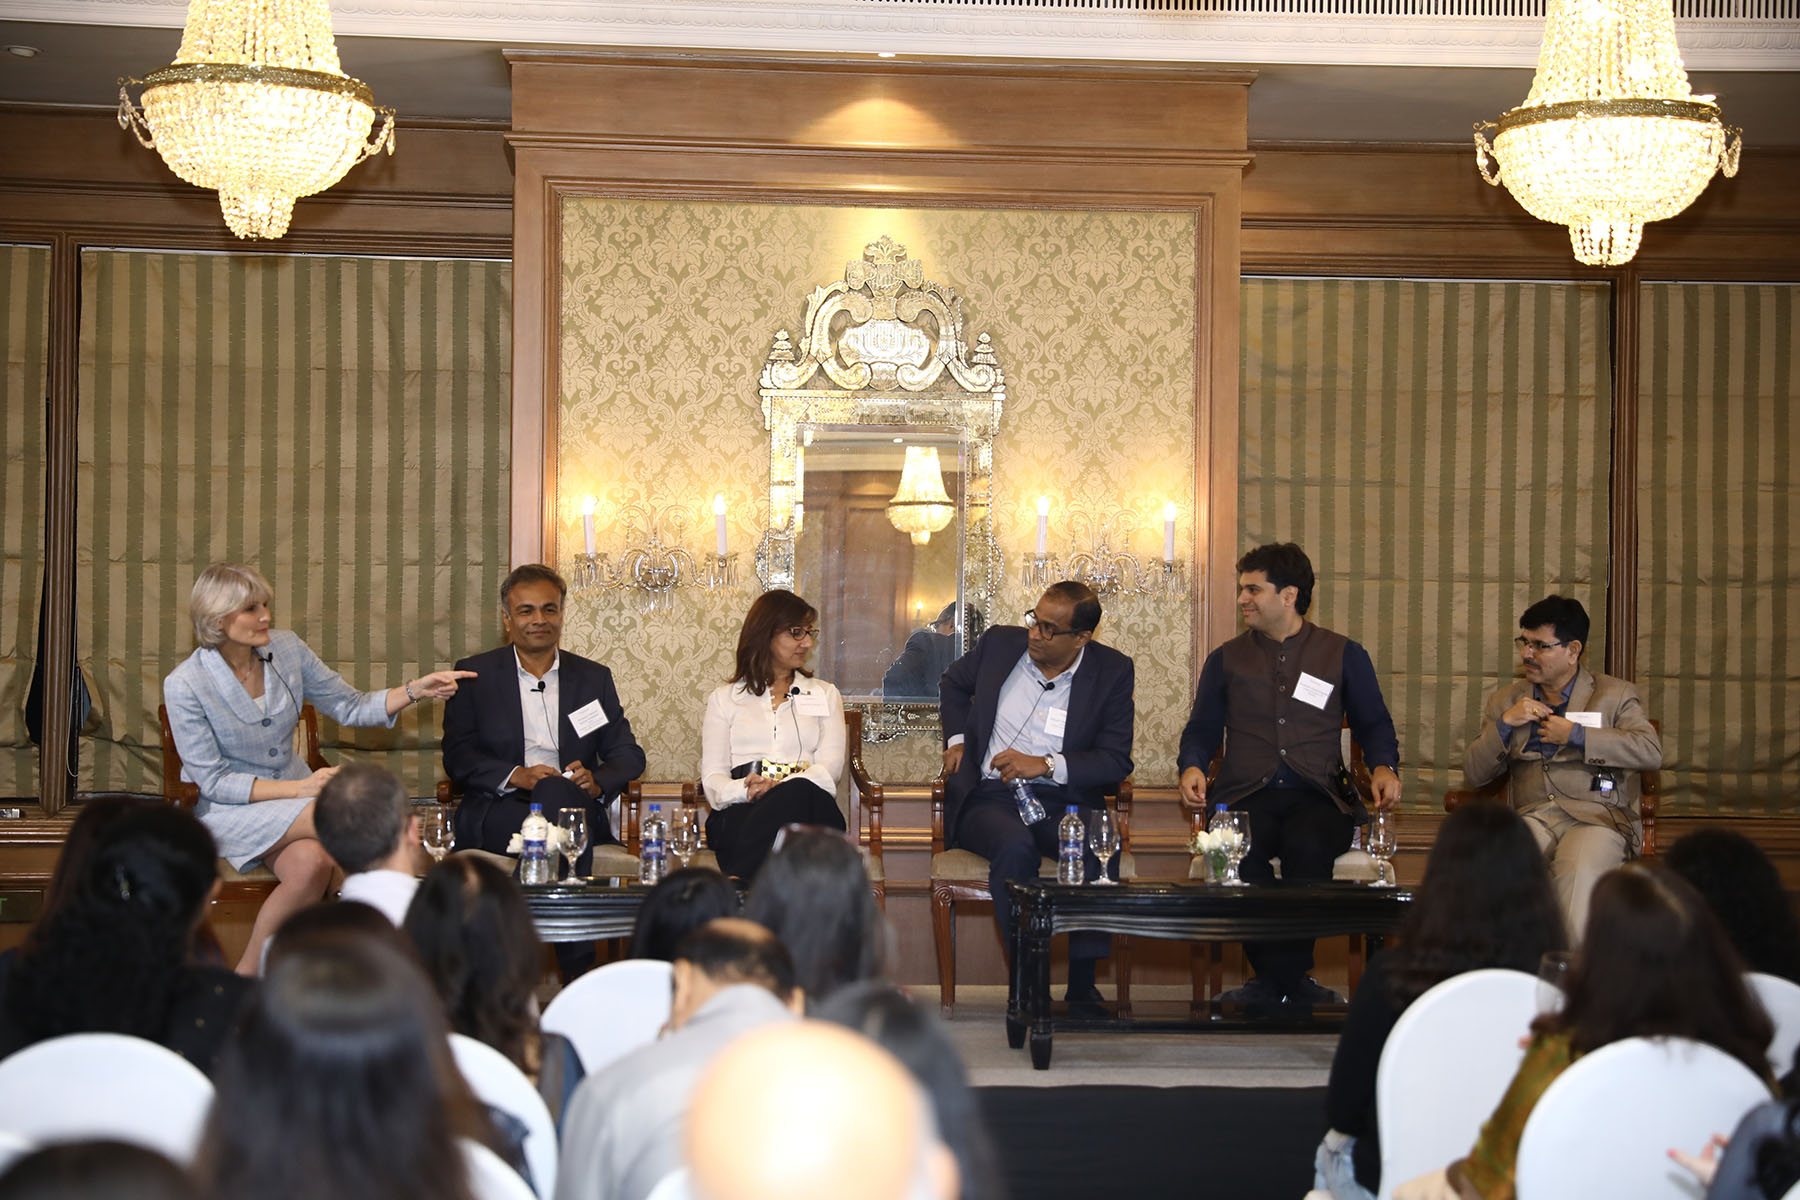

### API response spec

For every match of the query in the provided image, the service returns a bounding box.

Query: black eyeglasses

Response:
[781,627,820,643]
[1514,636,1567,654]
[1024,610,1083,640]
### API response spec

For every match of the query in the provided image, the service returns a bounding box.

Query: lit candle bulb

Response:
[915,600,923,623]
[1163,501,1177,563]
[713,493,728,556]
[581,495,596,558]
[1035,496,1050,556]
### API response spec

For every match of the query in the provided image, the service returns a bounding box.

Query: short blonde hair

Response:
[190,563,274,649]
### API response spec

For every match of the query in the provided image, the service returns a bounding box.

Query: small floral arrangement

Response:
[1191,825,1246,882]
[506,824,572,855]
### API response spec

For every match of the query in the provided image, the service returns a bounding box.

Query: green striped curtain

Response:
[0,246,49,799]
[76,251,512,796]
[1241,278,1612,806]
[1637,283,1799,813]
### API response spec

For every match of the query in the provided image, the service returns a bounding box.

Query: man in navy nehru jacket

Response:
[1178,543,1401,1010]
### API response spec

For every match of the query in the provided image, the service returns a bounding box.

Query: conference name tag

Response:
[1043,707,1068,738]
[794,691,831,718]
[1566,711,1603,729]
[568,699,608,737]
[1293,672,1335,710]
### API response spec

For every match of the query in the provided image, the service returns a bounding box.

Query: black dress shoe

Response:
[1216,975,1287,1017]
[1287,976,1346,1007]
[1063,983,1109,1021]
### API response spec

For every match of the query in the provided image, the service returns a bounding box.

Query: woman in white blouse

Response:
[700,589,847,880]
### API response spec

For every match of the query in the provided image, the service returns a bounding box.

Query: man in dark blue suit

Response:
[443,564,646,871]
[939,580,1134,1010]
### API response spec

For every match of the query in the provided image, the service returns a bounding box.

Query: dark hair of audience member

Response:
[3,806,218,1048]
[816,982,1003,1200]
[0,1140,196,1200]
[313,764,411,876]
[743,829,883,1008]
[1665,827,1800,984]
[403,855,543,1071]
[1385,802,1567,1007]
[1532,864,1771,1077]
[195,936,485,1200]
[630,868,740,962]
[266,900,410,973]
[36,795,160,921]
[674,919,798,1004]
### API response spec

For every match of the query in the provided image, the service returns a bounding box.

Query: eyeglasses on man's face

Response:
[1023,610,1083,640]
[781,626,821,643]
[1514,636,1567,654]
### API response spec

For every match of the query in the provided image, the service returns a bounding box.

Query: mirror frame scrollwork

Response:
[756,236,1005,741]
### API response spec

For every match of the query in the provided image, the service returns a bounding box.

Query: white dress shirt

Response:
[499,650,561,796]
[947,647,1083,786]
[337,869,421,927]
[699,678,845,809]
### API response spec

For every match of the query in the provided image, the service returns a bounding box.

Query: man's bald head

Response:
[686,1022,957,1200]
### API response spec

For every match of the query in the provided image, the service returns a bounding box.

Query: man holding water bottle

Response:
[938,580,1135,1016]
[1178,543,1401,1014]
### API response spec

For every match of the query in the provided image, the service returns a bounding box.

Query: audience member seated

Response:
[686,1021,959,1200]
[1317,802,1567,1200]
[1394,865,1773,1200]
[815,982,1003,1200]
[1666,828,1800,984]
[194,934,496,1200]
[404,856,552,1079]
[628,869,740,962]
[1670,1045,1800,1200]
[0,806,252,1077]
[700,589,847,882]
[264,899,408,972]
[314,763,424,927]
[743,828,884,1011]
[555,918,802,1200]
[0,1140,197,1200]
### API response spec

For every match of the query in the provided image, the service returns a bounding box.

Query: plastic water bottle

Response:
[640,803,667,886]
[1211,802,1230,832]
[1057,806,1085,885]
[520,803,551,885]
[1012,780,1047,825]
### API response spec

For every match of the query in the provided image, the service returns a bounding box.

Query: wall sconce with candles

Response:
[1021,498,1188,600]
[566,495,739,613]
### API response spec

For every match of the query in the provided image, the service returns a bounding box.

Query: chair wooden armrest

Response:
[1444,778,1508,813]
[299,704,327,772]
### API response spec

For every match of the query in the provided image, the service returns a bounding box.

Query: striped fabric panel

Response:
[1240,278,1611,806]
[75,251,512,797]
[0,246,50,799]
[1637,283,1798,814]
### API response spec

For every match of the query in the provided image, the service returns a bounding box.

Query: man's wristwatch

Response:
[1041,754,1055,778]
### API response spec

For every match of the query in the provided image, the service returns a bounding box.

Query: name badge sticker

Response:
[1293,672,1335,711]
[1043,707,1069,738]
[1566,711,1603,729]
[794,691,831,718]
[568,699,608,737]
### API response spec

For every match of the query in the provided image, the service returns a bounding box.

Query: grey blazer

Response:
[162,629,392,867]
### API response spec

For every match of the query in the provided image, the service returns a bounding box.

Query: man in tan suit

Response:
[1463,595,1661,938]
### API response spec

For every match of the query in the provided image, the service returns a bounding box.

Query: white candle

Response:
[581,495,596,557]
[1035,496,1050,556]
[1163,501,1177,563]
[713,493,728,556]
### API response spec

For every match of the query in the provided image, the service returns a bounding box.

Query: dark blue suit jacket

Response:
[938,625,1134,841]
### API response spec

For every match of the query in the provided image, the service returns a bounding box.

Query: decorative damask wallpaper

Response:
[557,201,1197,788]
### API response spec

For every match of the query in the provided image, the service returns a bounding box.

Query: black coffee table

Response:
[1007,880,1413,1069]
[520,877,651,942]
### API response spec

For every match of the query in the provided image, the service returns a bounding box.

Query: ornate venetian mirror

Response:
[757,236,1004,739]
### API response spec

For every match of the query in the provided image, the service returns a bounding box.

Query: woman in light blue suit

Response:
[163,563,473,972]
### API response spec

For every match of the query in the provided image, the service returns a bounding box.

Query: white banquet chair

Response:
[1749,972,1800,1078]
[0,1033,214,1163]
[539,958,673,1075]
[462,1138,538,1200]
[450,1033,559,1197]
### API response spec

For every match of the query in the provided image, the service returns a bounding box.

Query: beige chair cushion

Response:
[590,844,644,879]
[932,849,1136,883]
[218,861,277,883]
[1186,848,1376,882]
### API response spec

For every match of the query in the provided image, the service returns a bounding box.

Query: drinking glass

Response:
[556,808,589,881]
[1220,810,1250,886]
[1366,810,1397,887]
[418,805,453,864]
[1086,808,1120,885]
[1537,950,1573,1015]
[670,807,701,869]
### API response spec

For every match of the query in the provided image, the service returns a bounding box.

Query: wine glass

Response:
[1537,950,1573,1015]
[670,807,700,870]
[1086,808,1120,885]
[1366,809,1397,887]
[418,805,453,864]
[1220,810,1250,886]
[555,808,588,882]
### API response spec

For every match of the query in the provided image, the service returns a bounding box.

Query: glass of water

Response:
[1366,809,1397,887]
[418,805,453,864]
[1086,808,1120,884]
[1220,810,1250,886]
[556,808,588,881]
[670,807,701,869]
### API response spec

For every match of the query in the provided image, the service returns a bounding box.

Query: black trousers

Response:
[704,777,844,882]
[1234,783,1354,995]
[954,779,1115,962]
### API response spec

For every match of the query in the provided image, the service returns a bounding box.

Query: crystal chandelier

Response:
[1474,0,1739,266]
[887,446,956,546]
[118,0,396,240]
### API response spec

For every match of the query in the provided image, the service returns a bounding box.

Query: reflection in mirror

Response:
[757,236,1004,739]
